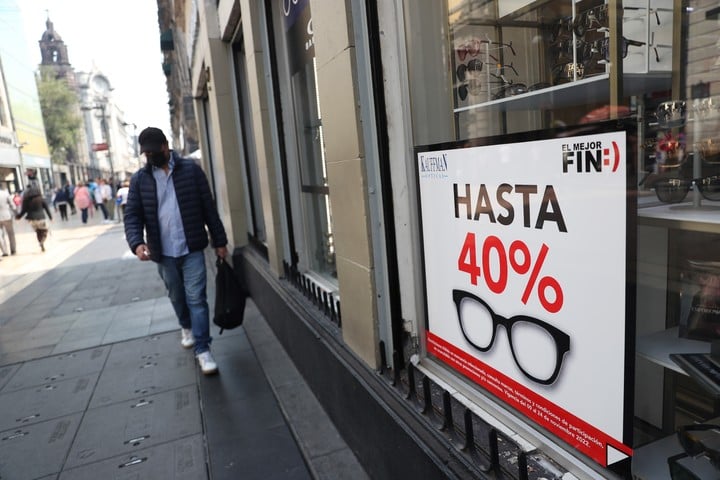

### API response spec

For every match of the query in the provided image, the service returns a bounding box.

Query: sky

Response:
[17,0,172,137]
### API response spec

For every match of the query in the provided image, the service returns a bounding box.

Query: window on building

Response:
[271,0,336,282]
[232,40,267,249]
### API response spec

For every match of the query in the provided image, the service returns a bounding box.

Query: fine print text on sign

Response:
[417,131,631,467]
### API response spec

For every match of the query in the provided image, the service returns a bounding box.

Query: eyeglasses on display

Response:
[597,36,646,62]
[656,100,687,127]
[651,176,720,203]
[456,58,484,82]
[452,289,570,385]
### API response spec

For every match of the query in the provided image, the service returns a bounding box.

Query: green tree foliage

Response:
[36,67,81,165]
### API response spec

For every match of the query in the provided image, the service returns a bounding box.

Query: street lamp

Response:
[122,121,139,170]
[81,102,115,184]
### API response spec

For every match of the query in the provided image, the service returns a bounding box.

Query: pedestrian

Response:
[115,180,129,223]
[15,185,53,252]
[93,178,109,222]
[65,182,76,215]
[53,185,70,221]
[101,178,114,221]
[124,127,228,375]
[12,190,22,210]
[73,182,93,224]
[0,183,17,256]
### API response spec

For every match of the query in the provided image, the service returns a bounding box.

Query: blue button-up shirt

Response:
[153,155,189,257]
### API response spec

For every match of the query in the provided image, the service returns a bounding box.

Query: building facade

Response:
[162,1,720,478]
[0,0,52,193]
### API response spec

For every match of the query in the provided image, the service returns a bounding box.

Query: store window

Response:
[232,41,267,249]
[272,0,336,282]
[404,1,720,478]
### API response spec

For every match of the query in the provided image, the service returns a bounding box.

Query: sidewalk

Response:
[0,213,368,479]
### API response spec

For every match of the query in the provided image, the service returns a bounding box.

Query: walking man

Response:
[0,183,16,256]
[124,127,228,375]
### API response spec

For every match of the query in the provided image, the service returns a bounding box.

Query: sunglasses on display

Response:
[651,176,720,203]
[456,38,481,61]
[457,78,484,101]
[456,58,484,82]
[492,82,528,100]
[623,6,661,25]
[573,6,609,38]
[656,101,687,127]
[451,289,570,385]
[597,36,646,62]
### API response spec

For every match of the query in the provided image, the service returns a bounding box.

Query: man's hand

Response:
[135,244,151,261]
[215,246,228,259]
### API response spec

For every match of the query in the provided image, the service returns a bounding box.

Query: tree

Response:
[36,67,81,165]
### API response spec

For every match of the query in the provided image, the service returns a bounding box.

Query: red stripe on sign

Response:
[426,332,632,466]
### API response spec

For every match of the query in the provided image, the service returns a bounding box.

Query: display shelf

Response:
[453,72,670,113]
[638,202,720,233]
[636,326,712,374]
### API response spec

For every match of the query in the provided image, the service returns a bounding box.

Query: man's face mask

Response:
[146,152,167,167]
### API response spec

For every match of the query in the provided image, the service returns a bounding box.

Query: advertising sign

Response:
[416,125,635,468]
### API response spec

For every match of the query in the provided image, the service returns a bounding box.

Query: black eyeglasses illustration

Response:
[452,289,570,385]
[651,176,720,203]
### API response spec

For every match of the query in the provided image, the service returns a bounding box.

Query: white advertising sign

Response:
[417,129,633,467]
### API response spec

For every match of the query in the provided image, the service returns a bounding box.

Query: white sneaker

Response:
[180,328,195,349]
[197,351,218,375]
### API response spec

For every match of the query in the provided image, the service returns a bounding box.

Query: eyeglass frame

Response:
[597,36,646,62]
[650,175,720,204]
[451,289,571,385]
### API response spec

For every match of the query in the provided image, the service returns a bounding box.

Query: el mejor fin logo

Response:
[561,139,620,173]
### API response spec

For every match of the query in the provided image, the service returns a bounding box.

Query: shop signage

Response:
[91,143,108,152]
[416,125,635,468]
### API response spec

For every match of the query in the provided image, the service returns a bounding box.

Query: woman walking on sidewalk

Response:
[73,183,93,224]
[15,186,53,252]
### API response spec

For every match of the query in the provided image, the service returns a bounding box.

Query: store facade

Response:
[183,0,720,478]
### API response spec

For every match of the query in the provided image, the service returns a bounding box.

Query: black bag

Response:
[213,257,248,334]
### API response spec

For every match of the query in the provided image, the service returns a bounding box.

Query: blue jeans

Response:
[157,250,211,354]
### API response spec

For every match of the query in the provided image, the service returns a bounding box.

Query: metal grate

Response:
[283,261,341,327]
[385,359,569,480]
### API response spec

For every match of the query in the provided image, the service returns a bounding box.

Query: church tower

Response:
[38,17,75,87]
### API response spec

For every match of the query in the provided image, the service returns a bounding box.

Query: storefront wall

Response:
[397,0,720,479]
[192,0,720,479]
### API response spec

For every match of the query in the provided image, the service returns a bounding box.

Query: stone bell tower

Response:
[38,16,75,87]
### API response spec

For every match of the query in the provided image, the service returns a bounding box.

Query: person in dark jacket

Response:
[124,127,228,375]
[53,185,70,221]
[16,186,53,252]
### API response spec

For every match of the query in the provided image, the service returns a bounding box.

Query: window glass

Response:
[232,42,267,246]
[277,0,336,279]
[405,0,720,476]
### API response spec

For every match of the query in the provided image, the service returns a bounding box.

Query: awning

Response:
[0,146,21,166]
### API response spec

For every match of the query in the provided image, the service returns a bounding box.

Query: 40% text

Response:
[457,233,564,313]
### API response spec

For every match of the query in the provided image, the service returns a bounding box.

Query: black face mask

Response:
[146,152,167,168]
